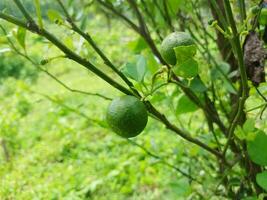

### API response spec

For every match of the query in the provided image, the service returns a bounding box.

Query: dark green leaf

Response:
[210,62,230,81]
[189,77,207,93]
[176,95,198,115]
[121,55,147,82]
[17,27,26,50]
[256,171,267,191]
[248,130,267,166]
[173,58,198,78]
[223,79,237,94]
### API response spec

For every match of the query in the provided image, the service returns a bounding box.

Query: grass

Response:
[0,65,196,199]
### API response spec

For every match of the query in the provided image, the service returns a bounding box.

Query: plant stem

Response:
[0,12,132,96]
[56,0,138,96]
[223,0,248,156]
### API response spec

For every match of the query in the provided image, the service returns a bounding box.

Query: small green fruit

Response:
[106,95,148,138]
[160,32,195,65]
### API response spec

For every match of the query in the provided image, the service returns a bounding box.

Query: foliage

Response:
[0,54,38,82]
[0,0,266,199]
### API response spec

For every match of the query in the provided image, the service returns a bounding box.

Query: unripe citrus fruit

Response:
[106,95,148,138]
[160,32,195,65]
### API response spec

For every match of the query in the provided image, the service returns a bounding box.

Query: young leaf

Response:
[256,171,267,191]
[16,27,26,50]
[127,37,147,53]
[173,58,198,78]
[136,55,147,81]
[243,118,255,133]
[176,94,199,115]
[122,62,138,81]
[235,125,246,140]
[223,80,237,94]
[248,130,267,166]
[174,45,197,64]
[47,9,63,24]
[121,55,147,82]
[189,77,207,93]
[34,0,43,29]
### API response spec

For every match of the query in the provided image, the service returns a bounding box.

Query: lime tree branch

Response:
[33,90,200,183]
[0,3,222,159]
[0,13,132,96]
[55,0,138,96]
[96,0,228,137]
[31,91,106,127]
[58,0,227,146]
[127,139,201,183]
[145,101,224,159]
[223,0,249,156]
[96,0,167,65]
[140,0,163,41]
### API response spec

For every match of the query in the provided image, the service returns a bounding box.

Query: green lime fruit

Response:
[160,32,195,65]
[259,8,267,25]
[106,95,148,138]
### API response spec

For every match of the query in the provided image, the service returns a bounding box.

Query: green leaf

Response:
[47,9,63,24]
[136,55,146,80]
[235,119,257,141]
[143,50,159,74]
[235,125,246,140]
[243,118,255,133]
[176,94,198,115]
[121,55,147,82]
[34,0,43,29]
[127,37,147,53]
[16,27,26,50]
[210,62,230,81]
[256,171,267,191]
[173,58,198,78]
[248,130,267,166]
[189,77,207,93]
[174,45,197,64]
[223,79,237,94]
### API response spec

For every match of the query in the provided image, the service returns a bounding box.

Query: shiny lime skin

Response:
[106,95,148,138]
[160,32,195,65]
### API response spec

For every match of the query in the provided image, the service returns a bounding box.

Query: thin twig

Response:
[56,0,138,96]
[127,139,201,183]
[0,25,112,101]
